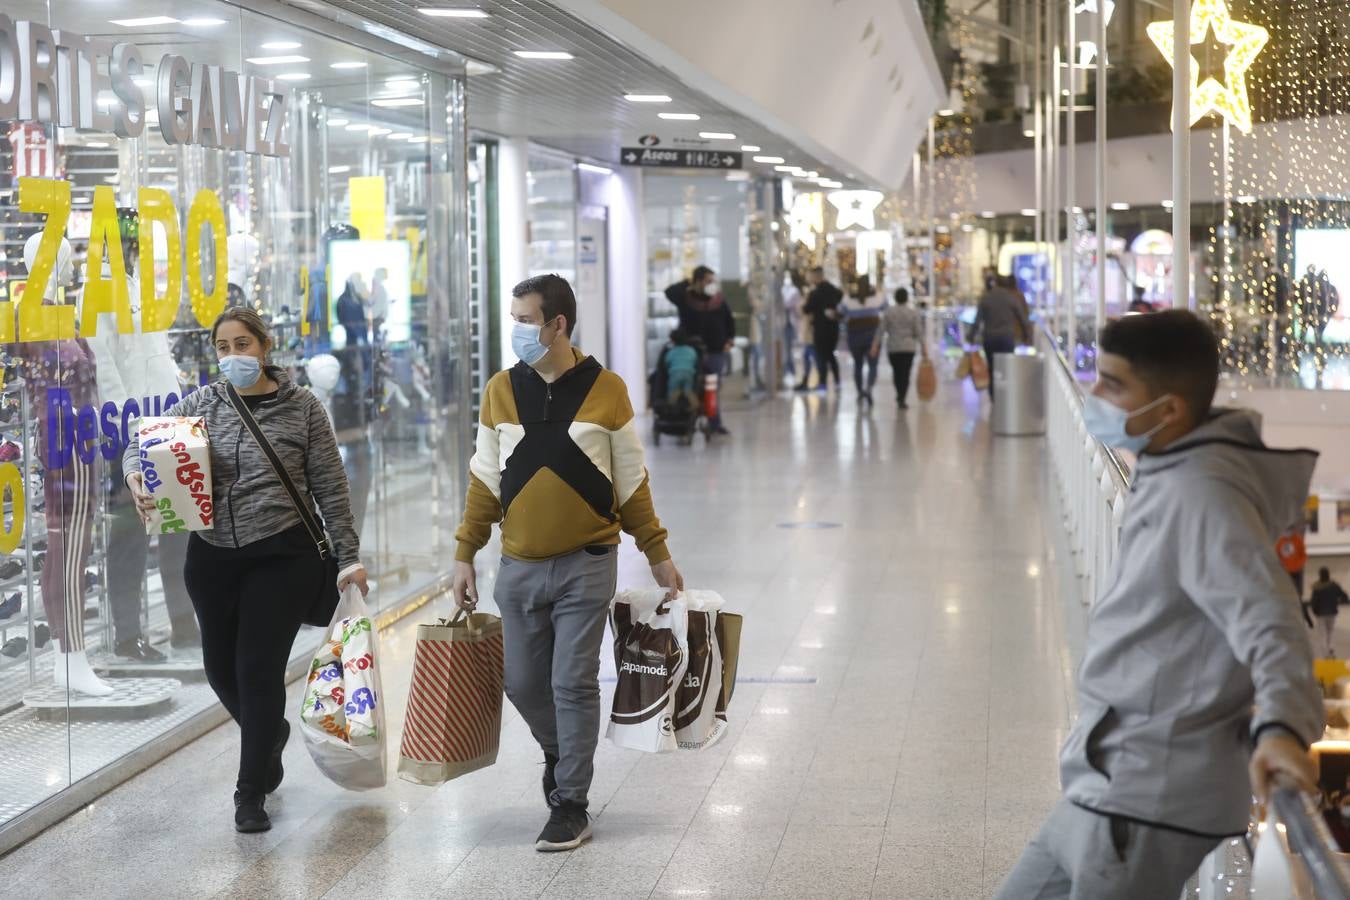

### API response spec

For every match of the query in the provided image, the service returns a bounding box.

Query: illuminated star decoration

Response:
[1146,0,1268,134]
[788,192,824,247]
[827,190,884,230]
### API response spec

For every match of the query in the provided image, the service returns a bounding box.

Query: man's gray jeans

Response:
[993,799,1219,900]
[495,545,617,808]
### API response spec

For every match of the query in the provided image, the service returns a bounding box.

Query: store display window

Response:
[0,2,469,836]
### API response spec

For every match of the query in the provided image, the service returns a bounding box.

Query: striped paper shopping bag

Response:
[397,610,504,786]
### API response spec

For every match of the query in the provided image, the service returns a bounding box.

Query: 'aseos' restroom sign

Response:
[0,14,291,156]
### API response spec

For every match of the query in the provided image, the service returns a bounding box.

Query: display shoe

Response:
[83,570,100,592]
[83,606,99,620]
[0,592,18,619]
[266,720,291,794]
[535,801,591,852]
[32,552,43,573]
[0,403,18,424]
[30,538,46,553]
[0,559,23,581]
[543,753,560,808]
[233,792,271,833]
[1,636,26,658]
[33,623,49,649]
[113,637,167,664]
[0,441,20,463]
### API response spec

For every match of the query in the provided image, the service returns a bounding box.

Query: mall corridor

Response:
[0,380,1074,900]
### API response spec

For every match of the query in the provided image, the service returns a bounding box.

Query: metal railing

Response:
[1041,332,1350,898]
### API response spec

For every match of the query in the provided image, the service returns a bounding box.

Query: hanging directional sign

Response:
[620,147,743,169]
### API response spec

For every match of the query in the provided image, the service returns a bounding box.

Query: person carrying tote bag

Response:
[123,308,366,835]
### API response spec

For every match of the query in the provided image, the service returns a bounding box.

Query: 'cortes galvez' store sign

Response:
[0,13,291,157]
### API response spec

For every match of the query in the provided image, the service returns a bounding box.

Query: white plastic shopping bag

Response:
[607,590,688,753]
[1250,815,1310,900]
[298,586,387,790]
[674,590,728,750]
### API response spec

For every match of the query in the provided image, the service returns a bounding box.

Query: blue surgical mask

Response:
[1083,393,1171,454]
[512,321,553,366]
[219,354,262,389]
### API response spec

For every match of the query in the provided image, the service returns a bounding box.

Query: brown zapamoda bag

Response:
[607,594,689,753]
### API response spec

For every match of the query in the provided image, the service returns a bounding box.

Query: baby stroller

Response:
[648,332,706,446]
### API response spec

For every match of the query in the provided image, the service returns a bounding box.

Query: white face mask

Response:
[704,281,719,296]
[1082,393,1172,454]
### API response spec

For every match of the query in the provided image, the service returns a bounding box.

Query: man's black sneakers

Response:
[535,800,591,852]
[234,792,270,833]
[266,720,290,794]
[543,753,559,807]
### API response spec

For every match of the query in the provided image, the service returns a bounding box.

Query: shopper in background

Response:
[1309,567,1349,658]
[803,267,843,392]
[877,288,926,409]
[95,208,201,662]
[1000,274,1033,344]
[995,311,1322,899]
[124,308,367,835]
[664,265,713,338]
[672,269,734,435]
[782,271,804,383]
[968,277,1031,400]
[839,276,885,409]
[453,273,682,853]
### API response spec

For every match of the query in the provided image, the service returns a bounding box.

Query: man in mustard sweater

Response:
[453,273,683,852]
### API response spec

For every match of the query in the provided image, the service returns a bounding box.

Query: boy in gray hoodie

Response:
[995,311,1324,899]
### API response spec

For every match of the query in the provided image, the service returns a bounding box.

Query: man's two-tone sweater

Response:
[454,350,670,565]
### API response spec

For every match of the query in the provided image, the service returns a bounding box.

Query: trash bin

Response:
[992,352,1046,436]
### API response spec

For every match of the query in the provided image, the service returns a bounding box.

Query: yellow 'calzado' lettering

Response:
[186,189,228,328]
[0,463,24,554]
[81,185,135,338]
[17,177,76,341]
[138,187,183,333]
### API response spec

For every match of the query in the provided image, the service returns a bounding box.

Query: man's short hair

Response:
[692,265,714,282]
[1099,310,1219,422]
[894,287,909,304]
[512,273,577,336]
[809,266,825,277]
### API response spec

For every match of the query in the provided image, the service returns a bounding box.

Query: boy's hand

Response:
[1250,730,1316,802]
[651,558,684,601]
[452,561,478,612]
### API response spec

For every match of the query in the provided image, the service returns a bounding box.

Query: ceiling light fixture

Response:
[624,94,671,103]
[346,123,373,132]
[937,107,955,116]
[372,97,425,108]
[110,16,178,27]
[388,132,413,140]
[1021,209,1038,216]
[85,141,110,149]
[181,18,227,27]
[659,112,700,121]
[262,41,302,50]
[1110,202,1131,210]
[420,7,490,16]
[773,165,797,172]
[577,163,613,175]
[981,211,997,218]
[753,156,785,164]
[368,127,392,136]
[328,165,351,174]
[698,132,735,140]
[328,118,350,127]
[245,54,310,65]
[1162,199,1175,208]
[1237,194,1257,203]
[331,61,367,70]
[741,145,761,152]
[276,72,311,81]
[409,136,430,143]
[514,51,574,60]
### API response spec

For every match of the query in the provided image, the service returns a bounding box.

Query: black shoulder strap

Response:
[225,383,331,560]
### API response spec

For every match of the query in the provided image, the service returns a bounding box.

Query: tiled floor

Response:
[0,371,1081,899]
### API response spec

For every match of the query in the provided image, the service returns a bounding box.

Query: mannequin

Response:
[21,233,113,696]
[86,209,200,662]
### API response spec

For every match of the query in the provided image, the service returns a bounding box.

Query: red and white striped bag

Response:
[397,610,504,786]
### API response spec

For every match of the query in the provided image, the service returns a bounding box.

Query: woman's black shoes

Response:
[234,792,270,833]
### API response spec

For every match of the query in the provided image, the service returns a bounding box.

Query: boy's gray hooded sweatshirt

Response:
[1061,408,1323,837]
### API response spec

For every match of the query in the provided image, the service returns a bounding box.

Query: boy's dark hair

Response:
[1099,310,1219,422]
[512,273,576,336]
[692,265,714,283]
[894,287,909,305]
[1321,567,1332,581]
[670,328,688,345]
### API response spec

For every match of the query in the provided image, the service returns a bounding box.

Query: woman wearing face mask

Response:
[122,308,366,834]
